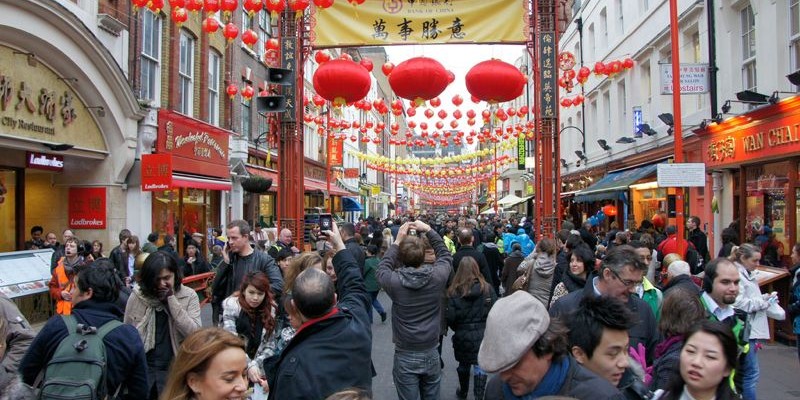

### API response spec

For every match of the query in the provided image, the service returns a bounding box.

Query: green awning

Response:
[575,163,658,203]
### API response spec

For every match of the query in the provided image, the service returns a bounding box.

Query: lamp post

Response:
[559,126,586,158]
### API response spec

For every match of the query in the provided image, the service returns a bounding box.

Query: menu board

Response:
[0,249,53,298]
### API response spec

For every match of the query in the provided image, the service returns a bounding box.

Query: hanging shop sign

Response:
[659,63,709,94]
[280,36,296,123]
[68,187,106,229]
[26,152,63,172]
[310,0,528,48]
[156,110,230,179]
[344,168,360,179]
[141,153,173,191]
[330,139,343,167]
[0,45,105,152]
[517,137,526,170]
[539,32,557,118]
[701,101,800,168]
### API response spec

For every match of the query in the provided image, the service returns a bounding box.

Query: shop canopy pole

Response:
[669,0,686,255]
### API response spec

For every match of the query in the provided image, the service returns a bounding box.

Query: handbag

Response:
[766,301,786,321]
[511,258,536,292]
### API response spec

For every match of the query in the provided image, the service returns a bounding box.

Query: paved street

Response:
[199,292,800,399]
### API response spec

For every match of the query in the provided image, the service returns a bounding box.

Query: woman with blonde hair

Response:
[161,327,248,400]
[282,251,324,294]
[446,256,497,399]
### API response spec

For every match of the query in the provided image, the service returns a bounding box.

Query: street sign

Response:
[657,163,706,187]
[659,63,709,94]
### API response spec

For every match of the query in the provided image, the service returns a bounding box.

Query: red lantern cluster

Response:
[560,94,584,108]
[592,58,634,77]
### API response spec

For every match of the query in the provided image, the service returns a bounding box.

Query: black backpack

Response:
[39,315,122,400]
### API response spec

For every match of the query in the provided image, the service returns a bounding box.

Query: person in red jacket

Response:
[656,225,695,264]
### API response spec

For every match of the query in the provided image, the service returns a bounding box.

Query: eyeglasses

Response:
[609,268,643,288]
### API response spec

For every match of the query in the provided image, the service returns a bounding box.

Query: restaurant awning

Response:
[172,173,232,191]
[305,178,352,196]
[497,194,525,206]
[507,196,533,208]
[342,197,363,212]
[575,163,658,203]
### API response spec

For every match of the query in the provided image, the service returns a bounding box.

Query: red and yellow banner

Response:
[310,0,529,48]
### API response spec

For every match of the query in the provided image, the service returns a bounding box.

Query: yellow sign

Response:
[311,0,529,48]
[371,185,381,196]
[0,45,106,152]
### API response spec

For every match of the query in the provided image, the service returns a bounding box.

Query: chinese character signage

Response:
[0,45,105,152]
[141,153,173,191]
[329,140,344,167]
[311,0,528,47]
[156,110,230,179]
[517,138,526,170]
[659,64,709,94]
[68,187,106,229]
[281,37,296,123]
[539,32,556,118]
[344,168,360,179]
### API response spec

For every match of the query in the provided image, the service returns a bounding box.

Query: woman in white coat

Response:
[731,243,777,400]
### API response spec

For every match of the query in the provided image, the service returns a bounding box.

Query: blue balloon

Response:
[589,216,599,226]
[597,212,606,221]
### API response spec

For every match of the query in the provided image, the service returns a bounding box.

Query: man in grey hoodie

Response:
[376,220,453,400]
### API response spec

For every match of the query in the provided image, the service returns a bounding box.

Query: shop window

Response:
[258,194,275,228]
[178,30,195,116]
[745,162,789,264]
[152,188,220,257]
[0,169,17,252]
[208,50,221,126]
[140,10,161,104]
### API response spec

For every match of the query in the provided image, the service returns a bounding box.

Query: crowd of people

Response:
[1,213,799,400]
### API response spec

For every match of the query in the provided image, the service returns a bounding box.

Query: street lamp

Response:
[559,126,586,160]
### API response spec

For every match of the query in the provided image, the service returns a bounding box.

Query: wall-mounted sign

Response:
[657,163,706,187]
[517,138,526,170]
[141,153,173,191]
[68,187,106,229]
[633,106,643,138]
[330,140,343,167]
[26,152,63,172]
[0,45,105,153]
[156,110,230,179]
[539,32,557,118]
[344,168,360,179]
[659,63,709,94]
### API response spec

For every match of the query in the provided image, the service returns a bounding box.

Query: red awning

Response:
[304,178,352,196]
[245,166,278,191]
[172,174,232,191]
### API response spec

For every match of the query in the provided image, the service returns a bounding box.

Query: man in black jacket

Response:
[453,228,493,285]
[109,229,132,276]
[20,261,148,399]
[212,220,283,324]
[687,216,710,267]
[269,223,371,399]
[662,260,701,296]
[340,222,366,274]
[550,245,659,364]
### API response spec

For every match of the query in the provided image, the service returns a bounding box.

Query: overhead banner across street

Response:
[310,0,529,48]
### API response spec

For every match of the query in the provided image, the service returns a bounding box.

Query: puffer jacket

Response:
[520,251,557,308]
[500,249,524,295]
[732,261,771,340]
[445,281,496,364]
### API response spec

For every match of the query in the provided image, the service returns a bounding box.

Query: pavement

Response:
[198,292,800,399]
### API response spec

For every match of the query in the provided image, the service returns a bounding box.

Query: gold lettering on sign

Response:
[766,124,800,147]
[742,132,763,152]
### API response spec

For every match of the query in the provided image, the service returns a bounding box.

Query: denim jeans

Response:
[741,339,760,400]
[393,347,442,400]
[369,291,385,322]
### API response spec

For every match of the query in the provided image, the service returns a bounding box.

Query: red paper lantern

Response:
[453,110,462,119]
[314,0,334,9]
[437,110,447,119]
[313,59,371,106]
[223,23,239,42]
[243,0,264,16]
[560,98,572,107]
[241,29,258,47]
[241,85,255,100]
[202,16,220,33]
[424,109,434,119]
[133,0,150,10]
[359,58,374,72]
[465,59,526,103]
[603,205,618,216]
[348,0,365,5]
[382,62,394,76]
[172,7,189,25]
[201,0,218,13]
[430,97,441,107]
[171,0,187,7]
[148,0,165,12]
[593,62,606,75]
[406,107,416,117]
[226,83,238,99]
[314,51,331,64]
[265,0,285,18]
[452,95,463,106]
[388,57,450,105]
[289,0,311,18]
[518,105,528,115]
[312,94,325,107]
[221,0,238,18]
[622,58,634,70]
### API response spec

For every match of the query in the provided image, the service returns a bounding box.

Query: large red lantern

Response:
[265,0,285,18]
[172,7,188,26]
[220,0,238,18]
[602,205,618,217]
[171,0,187,8]
[226,83,238,99]
[241,29,258,47]
[314,0,334,9]
[133,0,150,10]
[465,59,526,103]
[242,0,262,16]
[223,23,239,42]
[388,57,450,105]
[202,0,219,13]
[288,0,311,18]
[313,59,371,107]
[148,0,165,12]
[202,16,220,33]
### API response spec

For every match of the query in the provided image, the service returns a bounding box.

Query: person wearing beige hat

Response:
[479,291,623,400]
